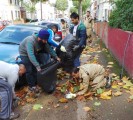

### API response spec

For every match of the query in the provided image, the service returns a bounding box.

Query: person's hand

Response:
[36,66,41,72]
[73,45,80,51]
[60,45,67,52]
[56,57,61,62]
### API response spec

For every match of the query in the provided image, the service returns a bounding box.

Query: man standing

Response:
[84,11,94,43]
[61,19,68,38]
[72,64,112,96]
[19,29,60,93]
[70,12,87,68]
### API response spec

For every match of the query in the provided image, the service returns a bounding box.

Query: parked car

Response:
[35,21,62,42]
[0,24,47,64]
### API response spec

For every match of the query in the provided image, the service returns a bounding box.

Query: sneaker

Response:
[10,112,20,120]
[105,75,112,89]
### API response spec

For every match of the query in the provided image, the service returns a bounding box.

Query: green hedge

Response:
[109,0,133,32]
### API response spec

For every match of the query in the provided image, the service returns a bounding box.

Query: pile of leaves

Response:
[15,86,41,106]
[56,70,133,103]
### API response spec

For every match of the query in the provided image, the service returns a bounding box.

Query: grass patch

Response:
[98,39,128,77]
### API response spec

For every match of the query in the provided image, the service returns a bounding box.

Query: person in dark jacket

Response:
[19,29,60,93]
[69,12,87,67]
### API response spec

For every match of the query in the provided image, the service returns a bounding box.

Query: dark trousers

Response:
[20,56,37,87]
[20,53,50,87]
[73,48,83,67]
[74,54,81,67]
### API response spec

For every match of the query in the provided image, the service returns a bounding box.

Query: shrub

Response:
[109,0,133,31]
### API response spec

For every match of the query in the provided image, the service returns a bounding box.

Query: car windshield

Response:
[0,27,36,44]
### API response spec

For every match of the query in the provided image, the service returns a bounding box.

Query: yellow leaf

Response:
[123,85,130,89]
[100,90,112,100]
[59,98,68,103]
[79,83,84,90]
[100,95,111,100]
[113,91,122,96]
[87,97,93,101]
[112,85,118,89]
[83,107,91,112]
[118,82,124,86]
[122,76,129,81]
[70,87,74,93]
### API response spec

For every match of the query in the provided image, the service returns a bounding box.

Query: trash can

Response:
[37,60,60,93]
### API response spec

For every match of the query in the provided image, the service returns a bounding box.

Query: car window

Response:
[0,27,36,44]
[40,22,61,30]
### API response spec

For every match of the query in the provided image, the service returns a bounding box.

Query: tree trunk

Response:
[40,0,42,19]
[78,0,82,20]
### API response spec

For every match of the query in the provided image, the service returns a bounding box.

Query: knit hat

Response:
[38,29,50,40]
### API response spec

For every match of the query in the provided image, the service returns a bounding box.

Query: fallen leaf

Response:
[73,86,80,93]
[118,82,124,86]
[87,97,93,101]
[59,98,68,103]
[79,83,84,90]
[70,87,74,93]
[56,87,61,91]
[123,80,133,87]
[64,105,68,109]
[83,107,91,112]
[26,98,36,103]
[123,85,130,89]
[84,92,93,98]
[76,95,85,101]
[94,102,101,106]
[54,104,60,108]
[100,95,111,100]
[129,95,133,100]
[33,104,43,110]
[113,91,122,96]
[100,90,112,100]
[122,76,129,81]
[97,88,104,94]
[112,85,118,89]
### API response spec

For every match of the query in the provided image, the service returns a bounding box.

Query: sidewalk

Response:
[15,36,133,120]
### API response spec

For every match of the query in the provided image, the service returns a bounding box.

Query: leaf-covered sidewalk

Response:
[15,37,133,120]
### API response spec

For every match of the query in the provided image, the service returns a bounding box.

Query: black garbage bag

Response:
[56,34,81,72]
[37,60,60,93]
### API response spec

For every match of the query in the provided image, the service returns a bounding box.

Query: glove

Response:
[36,66,41,72]
[73,45,80,51]
[60,45,67,52]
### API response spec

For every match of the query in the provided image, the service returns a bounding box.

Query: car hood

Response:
[0,43,19,63]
